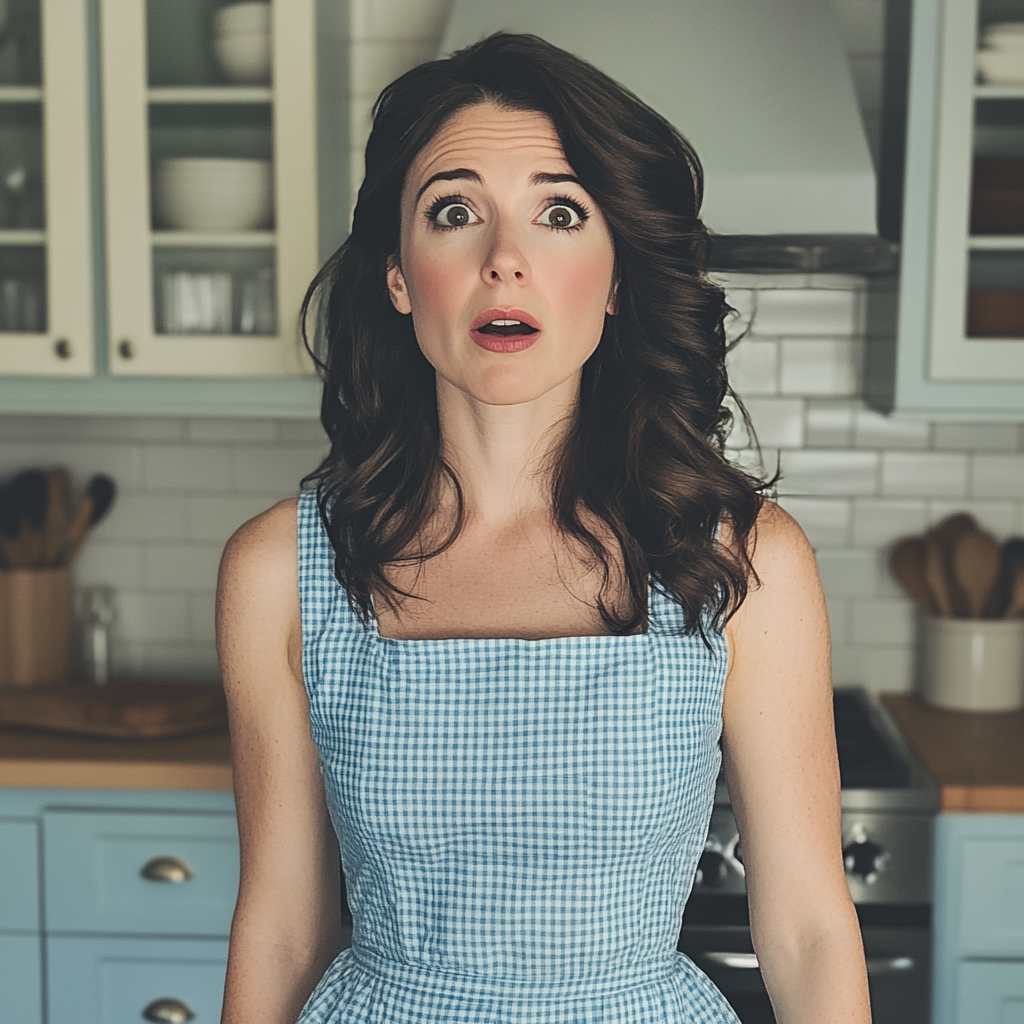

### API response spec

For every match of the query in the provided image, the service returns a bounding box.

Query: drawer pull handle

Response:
[140,855,194,884]
[142,997,195,1023]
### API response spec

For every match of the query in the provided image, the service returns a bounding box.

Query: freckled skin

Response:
[387,103,617,408]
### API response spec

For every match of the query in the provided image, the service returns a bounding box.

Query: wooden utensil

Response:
[41,468,70,567]
[60,474,116,564]
[1006,566,1024,618]
[987,537,1024,617]
[889,537,937,613]
[925,513,979,617]
[950,528,1001,617]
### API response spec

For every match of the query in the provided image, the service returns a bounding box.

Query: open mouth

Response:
[475,319,540,337]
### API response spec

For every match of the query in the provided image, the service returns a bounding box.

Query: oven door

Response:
[679,916,931,1024]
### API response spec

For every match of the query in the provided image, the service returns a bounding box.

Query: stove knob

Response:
[696,849,727,888]
[843,839,889,884]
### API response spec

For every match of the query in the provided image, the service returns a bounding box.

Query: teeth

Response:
[490,319,521,326]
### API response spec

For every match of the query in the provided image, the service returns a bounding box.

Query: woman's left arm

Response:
[722,503,871,1024]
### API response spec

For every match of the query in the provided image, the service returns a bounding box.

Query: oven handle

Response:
[694,952,917,975]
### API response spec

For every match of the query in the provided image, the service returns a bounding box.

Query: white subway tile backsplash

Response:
[0,415,185,442]
[825,596,850,645]
[814,548,879,597]
[143,543,223,593]
[928,500,1019,537]
[742,398,805,448]
[92,493,187,542]
[145,641,220,683]
[854,409,930,449]
[189,593,217,643]
[143,445,234,492]
[776,497,851,547]
[74,541,145,590]
[779,449,878,495]
[851,598,914,646]
[780,339,859,396]
[234,444,323,494]
[933,422,1020,451]
[186,418,276,443]
[881,452,968,497]
[971,454,1024,498]
[805,400,856,447]
[726,339,778,396]
[278,419,328,444]
[851,498,927,547]
[187,494,283,542]
[754,289,858,336]
[0,442,144,490]
[116,592,190,642]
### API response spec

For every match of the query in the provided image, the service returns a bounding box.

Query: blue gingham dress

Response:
[295,490,740,1023]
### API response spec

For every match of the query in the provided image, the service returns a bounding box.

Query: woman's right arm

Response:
[217,498,342,1024]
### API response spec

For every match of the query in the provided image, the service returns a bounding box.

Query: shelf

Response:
[969,235,1024,249]
[974,84,1024,99]
[151,230,276,248]
[147,86,273,105]
[0,230,46,246]
[0,86,43,103]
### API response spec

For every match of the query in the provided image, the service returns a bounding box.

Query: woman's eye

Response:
[538,204,582,230]
[433,203,478,228]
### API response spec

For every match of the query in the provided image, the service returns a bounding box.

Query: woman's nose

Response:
[481,223,529,286]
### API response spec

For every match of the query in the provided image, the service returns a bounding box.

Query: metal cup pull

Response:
[142,997,195,1023]
[866,956,915,975]
[697,951,760,970]
[140,855,194,884]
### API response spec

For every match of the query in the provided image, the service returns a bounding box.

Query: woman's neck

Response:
[435,372,579,527]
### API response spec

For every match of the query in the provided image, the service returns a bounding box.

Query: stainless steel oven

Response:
[679,688,938,1024]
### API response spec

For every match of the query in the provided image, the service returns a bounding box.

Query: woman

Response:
[217,32,871,1024]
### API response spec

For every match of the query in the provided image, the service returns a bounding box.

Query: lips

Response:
[469,308,542,353]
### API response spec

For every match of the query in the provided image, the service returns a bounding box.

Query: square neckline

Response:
[367,579,657,646]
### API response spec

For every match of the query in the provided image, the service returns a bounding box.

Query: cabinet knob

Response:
[53,338,72,359]
[118,339,135,359]
[140,855,194,884]
[142,997,195,1023]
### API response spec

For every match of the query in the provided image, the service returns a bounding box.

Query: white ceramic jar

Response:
[917,613,1024,712]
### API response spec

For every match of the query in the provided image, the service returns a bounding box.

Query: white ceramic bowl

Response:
[213,2,270,35]
[977,47,1024,84]
[214,28,271,84]
[152,158,273,232]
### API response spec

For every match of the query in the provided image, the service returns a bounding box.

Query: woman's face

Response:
[387,102,616,408]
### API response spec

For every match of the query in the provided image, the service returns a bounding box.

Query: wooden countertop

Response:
[883,693,1024,813]
[0,726,232,790]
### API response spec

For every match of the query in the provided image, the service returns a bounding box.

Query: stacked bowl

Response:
[977,22,1024,84]
[152,158,273,232]
[213,2,272,85]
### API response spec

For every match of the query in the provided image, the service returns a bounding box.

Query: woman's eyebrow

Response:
[529,172,583,187]
[414,168,481,204]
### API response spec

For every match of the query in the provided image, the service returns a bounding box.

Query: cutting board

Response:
[0,680,228,739]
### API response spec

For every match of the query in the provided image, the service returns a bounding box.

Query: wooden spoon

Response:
[889,537,937,613]
[925,513,979,617]
[1006,566,1024,618]
[922,534,956,616]
[950,528,1001,618]
[60,474,117,564]
[989,538,1024,617]
[42,468,70,568]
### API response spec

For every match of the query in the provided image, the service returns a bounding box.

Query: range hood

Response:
[440,0,877,239]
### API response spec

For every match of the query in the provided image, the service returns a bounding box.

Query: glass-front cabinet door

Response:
[929,0,1024,382]
[0,0,93,376]
[101,0,317,376]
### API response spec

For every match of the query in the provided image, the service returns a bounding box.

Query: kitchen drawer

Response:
[43,810,238,936]
[956,833,1024,957]
[47,935,228,1024]
[0,934,42,1024]
[0,819,39,932]
[956,961,1024,1024]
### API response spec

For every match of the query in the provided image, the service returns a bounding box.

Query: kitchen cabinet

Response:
[866,0,1024,417]
[931,814,1024,1024]
[0,787,237,1024]
[0,0,348,416]
[0,0,93,377]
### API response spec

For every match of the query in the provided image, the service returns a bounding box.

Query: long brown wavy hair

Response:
[302,32,768,635]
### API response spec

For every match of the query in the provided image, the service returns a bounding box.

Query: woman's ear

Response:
[386,259,413,315]
[605,279,618,316]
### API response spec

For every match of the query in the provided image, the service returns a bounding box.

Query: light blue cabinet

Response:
[932,813,1024,1023]
[0,788,236,1024]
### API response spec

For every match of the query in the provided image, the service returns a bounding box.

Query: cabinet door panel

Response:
[959,836,1024,957]
[0,934,42,1024]
[43,810,238,936]
[47,936,228,1024]
[0,818,39,931]
[957,961,1024,1024]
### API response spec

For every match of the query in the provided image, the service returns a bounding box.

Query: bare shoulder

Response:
[219,497,299,587]
[745,499,816,581]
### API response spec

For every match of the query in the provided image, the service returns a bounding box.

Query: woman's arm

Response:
[722,503,871,1024]
[217,498,342,1024]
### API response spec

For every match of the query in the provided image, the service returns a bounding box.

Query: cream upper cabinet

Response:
[0,0,93,377]
[867,0,1024,416]
[100,0,318,377]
